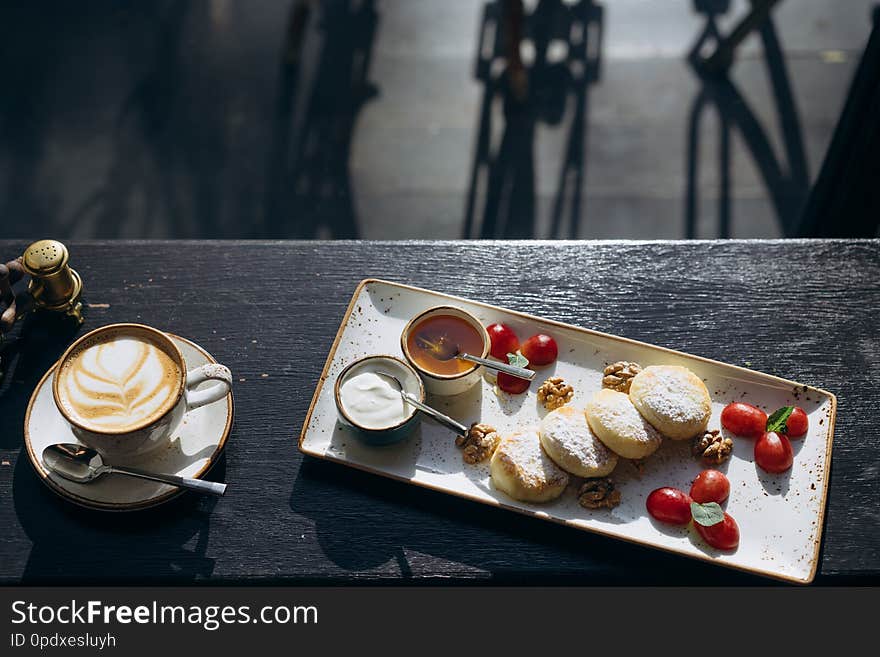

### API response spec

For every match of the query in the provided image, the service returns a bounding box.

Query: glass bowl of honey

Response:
[400,306,490,396]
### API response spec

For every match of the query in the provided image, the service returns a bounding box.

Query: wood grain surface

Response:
[0,239,877,585]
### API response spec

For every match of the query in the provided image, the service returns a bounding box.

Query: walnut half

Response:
[537,376,574,410]
[692,429,733,465]
[455,422,500,464]
[577,477,621,510]
[602,361,642,393]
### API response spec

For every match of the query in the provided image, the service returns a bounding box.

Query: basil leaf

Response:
[690,502,725,527]
[507,352,529,369]
[766,406,795,433]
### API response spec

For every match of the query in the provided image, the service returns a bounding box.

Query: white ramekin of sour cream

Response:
[334,355,425,445]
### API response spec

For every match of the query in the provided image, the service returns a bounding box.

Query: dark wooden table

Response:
[1,239,878,585]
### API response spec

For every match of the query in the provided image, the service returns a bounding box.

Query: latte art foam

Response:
[57,332,182,432]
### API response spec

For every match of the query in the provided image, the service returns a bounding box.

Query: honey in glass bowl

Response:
[406,314,485,376]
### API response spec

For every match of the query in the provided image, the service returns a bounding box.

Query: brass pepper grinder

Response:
[19,239,85,326]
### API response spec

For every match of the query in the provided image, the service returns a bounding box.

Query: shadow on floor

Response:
[0,0,871,240]
[463,0,603,239]
[685,0,810,238]
[0,1,379,240]
[261,0,379,239]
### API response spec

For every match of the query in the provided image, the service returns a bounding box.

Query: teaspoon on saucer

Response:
[42,443,227,497]
[375,371,469,437]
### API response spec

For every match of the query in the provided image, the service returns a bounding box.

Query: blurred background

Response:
[0,0,877,240]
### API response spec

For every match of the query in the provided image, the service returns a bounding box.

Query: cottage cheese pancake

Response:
[628,365,711,440]
[586,388,663,459]
[539,405,618,478]
[490,428,569,503]
[56,330,182,432]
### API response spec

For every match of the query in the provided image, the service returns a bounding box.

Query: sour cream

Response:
[339,371,410,429]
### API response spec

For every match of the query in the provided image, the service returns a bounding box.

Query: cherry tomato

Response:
[785,407,808,439]
[689,469,730,504]
[754,431,794,473]
[720,402,768,438]
[694,512,740,550]
[646,487,693,525]
[486,323,520,361]
[497,371,530,394]
[521,334,558,367]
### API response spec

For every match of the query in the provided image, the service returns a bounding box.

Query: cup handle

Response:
[185,364,232,410]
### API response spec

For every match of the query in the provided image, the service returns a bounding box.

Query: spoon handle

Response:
[401,392,469,436]
[459,353,536,380]
[109,466,227,496]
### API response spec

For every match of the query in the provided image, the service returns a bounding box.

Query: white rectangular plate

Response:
[299,279,836,584]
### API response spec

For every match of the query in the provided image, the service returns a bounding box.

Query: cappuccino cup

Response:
[52,323,232,460]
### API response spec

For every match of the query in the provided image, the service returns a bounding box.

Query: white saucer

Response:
[24,333,234,511]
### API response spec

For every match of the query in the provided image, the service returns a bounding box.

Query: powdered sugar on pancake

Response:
[539,406,617,477]
[492,428,569,498]
[631,366,708,423]
[586,389,662,458]
[629,365,711,439]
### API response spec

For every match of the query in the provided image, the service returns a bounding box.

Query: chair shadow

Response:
[3,0,379,240]
[261,0,379,239]
[684,0,810,238]
[0,4,58,238]
[463,0,603,239]
[12,441,229,584]
[57,1,198,239]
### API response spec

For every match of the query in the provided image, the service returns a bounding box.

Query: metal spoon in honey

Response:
[414,333,535,380]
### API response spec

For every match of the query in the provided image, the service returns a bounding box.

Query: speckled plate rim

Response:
[298,278,837,585]
[24,333,234,512]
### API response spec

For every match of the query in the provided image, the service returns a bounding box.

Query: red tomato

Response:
[646,487,693,525]
[521,334,558,366]
[690,469,730,504]
[786,407,808,439]
[496,371,530,394]
[694,512,740,550]
[486,323,520,361]
[754,431,794,473]
[720,402,768,438]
